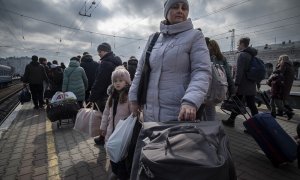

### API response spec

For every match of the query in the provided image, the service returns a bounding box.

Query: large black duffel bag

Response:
[19,87,31,104]
[46,99,80,122]
[130,121,237,180]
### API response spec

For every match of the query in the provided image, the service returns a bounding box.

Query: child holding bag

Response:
[100,66,132,180]
[100,66,132,141]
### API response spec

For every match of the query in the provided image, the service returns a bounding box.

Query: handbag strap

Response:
[138,32,160,106]
[144,32,160,71]
[112,97,119,132]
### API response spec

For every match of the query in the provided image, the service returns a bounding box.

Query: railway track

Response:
[0,83,24,125]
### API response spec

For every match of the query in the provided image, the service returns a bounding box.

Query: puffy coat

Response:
[100,86,131,142]
[89,52,122,103]
[48,65,63,92]
[277,59,294,99]
[267,72,284,99]
[80,55,99,91]
[62,60,88,101]
[23,61,48,84]
[129,18,211,122]
[235,47,258,96]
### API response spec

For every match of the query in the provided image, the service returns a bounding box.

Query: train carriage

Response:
[0,64,13,88]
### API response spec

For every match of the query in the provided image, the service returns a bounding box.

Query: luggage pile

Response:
[46,91,80,128]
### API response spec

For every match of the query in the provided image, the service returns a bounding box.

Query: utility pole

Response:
[79,1,96,17]
[229,29,235,52]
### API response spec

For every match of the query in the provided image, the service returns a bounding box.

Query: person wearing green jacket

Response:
[62,57,88,107]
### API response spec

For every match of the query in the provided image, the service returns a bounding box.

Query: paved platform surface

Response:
[0,102,299,180]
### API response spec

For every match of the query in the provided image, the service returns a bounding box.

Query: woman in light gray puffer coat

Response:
[129,0,211,122]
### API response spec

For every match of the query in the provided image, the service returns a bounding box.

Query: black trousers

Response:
[229,95,258,121]
[29,84,44,107]
[85,90,90,103]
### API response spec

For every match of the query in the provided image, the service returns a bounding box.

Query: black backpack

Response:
[50,67,63,85]
[19,87,31,104]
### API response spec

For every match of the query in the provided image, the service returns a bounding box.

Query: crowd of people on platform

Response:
[21,0,297,179]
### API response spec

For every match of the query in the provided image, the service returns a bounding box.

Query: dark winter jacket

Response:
[48,65,63,92]
[277,60,294,99]
[267,71,284,99]
[235,47,258,96]
[127,58,138,80]
[23,61,48,85]
[80,54,99,91]
[89,52,122,103]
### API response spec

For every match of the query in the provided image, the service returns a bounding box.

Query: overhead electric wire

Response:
[206,11,300,41]
[235,14,300,31]
[114,7,163,36]
[0,8,147,42]
[205,5,300,37]
[1,0,299,58]
[0,0,26,50]
[192,0,251,21]
[58,0,102,55]
[116,0,253,51]
[224,5,300,30]
[214,22,300,41]
[60,0,102,48]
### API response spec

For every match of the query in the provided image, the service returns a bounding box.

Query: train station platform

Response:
[0,102,299,180]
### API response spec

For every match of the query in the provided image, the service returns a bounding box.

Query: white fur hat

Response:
[111,66,131,85]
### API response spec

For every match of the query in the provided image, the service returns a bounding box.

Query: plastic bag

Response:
[74,103,102,137]
[106,114,137,163]
[50,91,77,104]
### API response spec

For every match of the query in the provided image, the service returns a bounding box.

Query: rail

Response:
[0,84,23,125]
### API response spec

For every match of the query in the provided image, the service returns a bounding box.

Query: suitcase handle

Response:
[165,125,217,149]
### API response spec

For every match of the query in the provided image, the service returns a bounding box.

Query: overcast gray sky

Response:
[0,0,299,65]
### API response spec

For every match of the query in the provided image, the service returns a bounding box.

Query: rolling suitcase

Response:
[243,113,297,166]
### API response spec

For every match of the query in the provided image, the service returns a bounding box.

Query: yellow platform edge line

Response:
[46,119,61,180]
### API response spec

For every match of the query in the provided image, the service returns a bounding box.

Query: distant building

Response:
[223,41,300,79]
[0,56,31,76]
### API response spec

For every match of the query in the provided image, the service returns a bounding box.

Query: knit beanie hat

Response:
[111,66,131,85]
[70,56,80,61]
[97,42,111,52]
[164,0,189,19]
[32,55,38,61]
